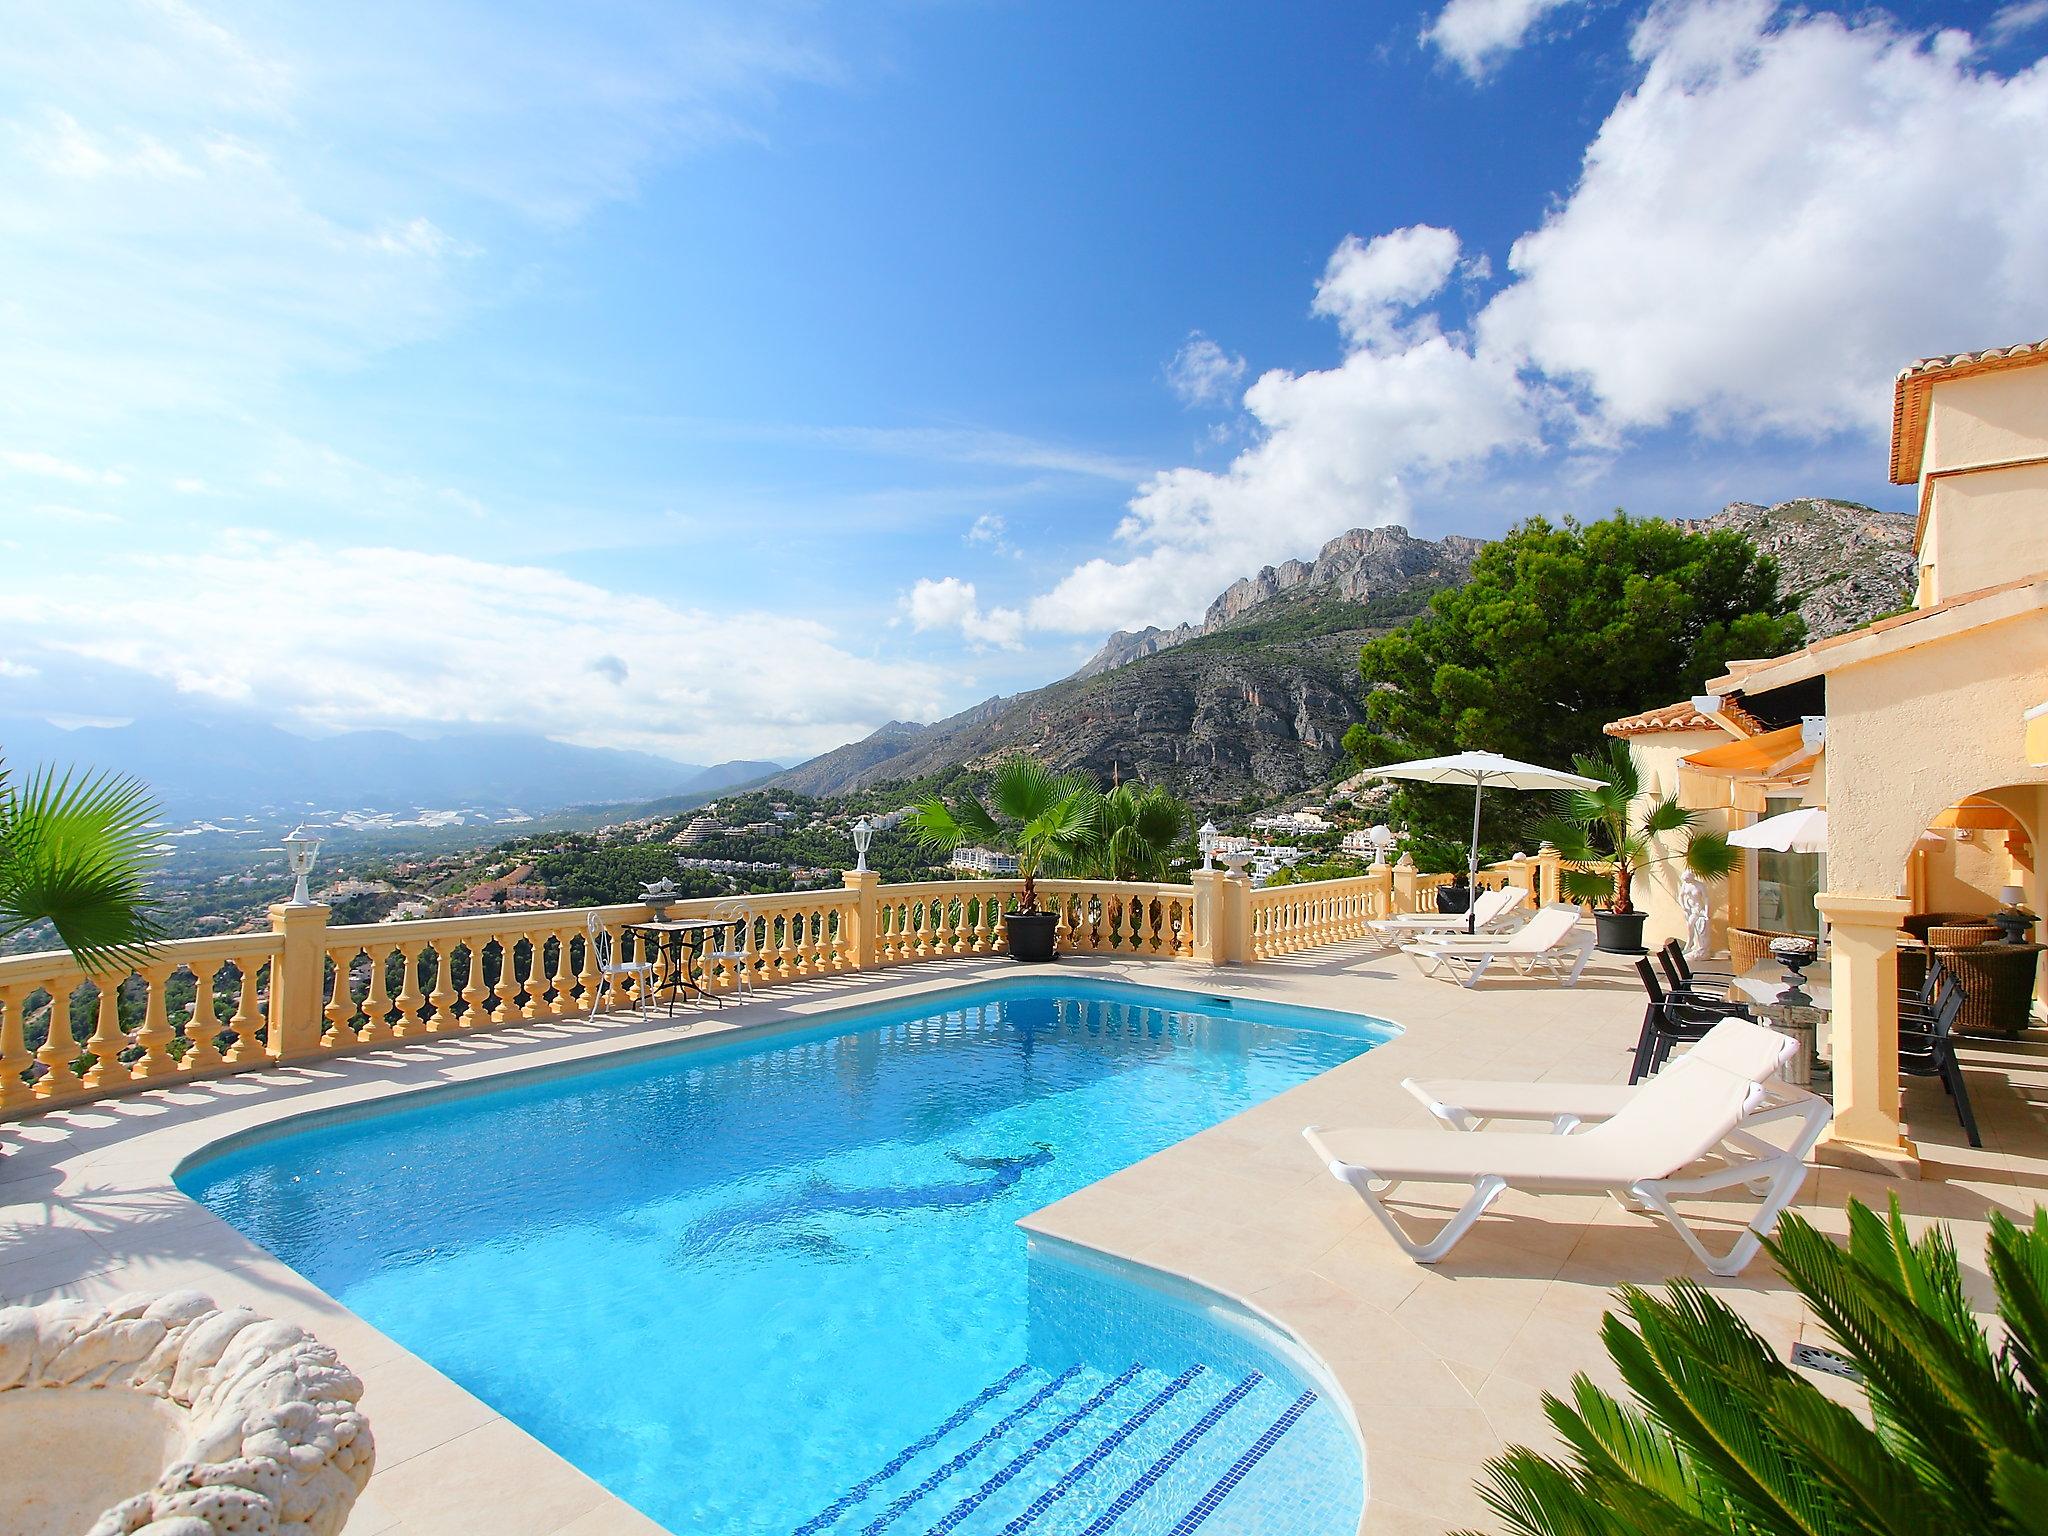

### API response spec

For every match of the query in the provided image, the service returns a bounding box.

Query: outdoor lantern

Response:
[281,826,322,907]
[1198,821,1219,870]
[851,816,874,873]
[1366,824,1398,862]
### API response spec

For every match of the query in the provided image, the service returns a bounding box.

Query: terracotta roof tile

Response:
[1891,338,2048,484]
[1603,698,1764,738]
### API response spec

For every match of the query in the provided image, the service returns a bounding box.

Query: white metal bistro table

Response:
[623,917,734,1013]
[1733,958,1831,1088]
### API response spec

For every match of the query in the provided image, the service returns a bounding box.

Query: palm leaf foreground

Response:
[1465,1195,2048,1536]
[0,756,162,972]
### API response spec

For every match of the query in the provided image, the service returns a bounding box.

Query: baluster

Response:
[180,963,226,1074]
[459,942,490,1027]
[325,949,359,1049]
[80,975,127,1089]
[424,944,455,1032]
[225,962,260,1064]
[123,962,176,1083]
[33,980,80,1099]
[391,943,425,1036]
[356,948,394,1044]
[0,981,33,1113]
[539,931,568,1016]
[575,928,599,1013]
[488,938,519,1024]
[519,933,546,1019]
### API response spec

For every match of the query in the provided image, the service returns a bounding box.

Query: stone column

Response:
[1393,853,1418,914]
[1535,843,1561,906]
[841,869,880,972]
[1366,859,1394,919]
[267,902,333,1062]
[1813,892,1918,1177]
[1506,851,1532,905]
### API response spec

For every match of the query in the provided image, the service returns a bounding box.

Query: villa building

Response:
[1624,338,2048,1172]
[949,845,1020,875]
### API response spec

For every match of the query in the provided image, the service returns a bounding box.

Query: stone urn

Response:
[0,1290,375,1536]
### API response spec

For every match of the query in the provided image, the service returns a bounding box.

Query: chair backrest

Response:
[1508,905,1581,952]
[1656,941,1688,991]
[1585,1058,1757,1176]
[1635,956,1667,1005]
[585,910,616,972]
[711,900,753,953]
[1684,1018,1795,1081]
[1471,885,1526,927]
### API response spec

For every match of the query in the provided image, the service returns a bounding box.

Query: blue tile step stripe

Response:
[857,1366,1090,1536]
[1161,1390,1317,1536]
[921,1364,1143,1536]
[995,1365,1208,1536]
[791,1364,1038,1536]
[1071,1372,1264,1536]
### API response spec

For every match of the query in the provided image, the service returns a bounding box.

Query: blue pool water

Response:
[180,979,1392,1536]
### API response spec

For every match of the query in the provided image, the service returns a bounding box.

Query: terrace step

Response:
[791,1361,1321,1536]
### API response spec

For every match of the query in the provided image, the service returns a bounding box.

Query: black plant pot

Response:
[1005,910,1060,963]
[1593,908,1648,955]
[1435,886,1472,915]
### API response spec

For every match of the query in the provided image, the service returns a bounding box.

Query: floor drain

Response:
[1791,1342,1863,1382]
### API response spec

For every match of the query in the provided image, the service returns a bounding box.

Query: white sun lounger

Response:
[1365,885,1527,948]
[1403,1017,1796,1132]
[1303,1052,1830,1275]
[1401,904,1593,987]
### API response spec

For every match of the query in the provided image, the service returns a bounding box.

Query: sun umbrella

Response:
[1729,806,1829,853]
[1366,750,1604,928]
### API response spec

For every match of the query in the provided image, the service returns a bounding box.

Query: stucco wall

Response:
[1922,461,2048,604]
[1822,609,2048,898]
[1925,369,2048,475]
[1626,729,1737,954]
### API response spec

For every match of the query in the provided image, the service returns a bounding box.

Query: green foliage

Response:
[1532,740,1741,912]
[1076,783,1191,881]
[905,758,1100,910]
[0,756,163,972]
[1346,513,1804,851]
[1463,1196,2048,1536]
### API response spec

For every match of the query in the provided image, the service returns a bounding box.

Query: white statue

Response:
[1680,867,1711,960]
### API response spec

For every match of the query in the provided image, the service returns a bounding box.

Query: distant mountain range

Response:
[772,503,1916,805]
[0,712,776,819]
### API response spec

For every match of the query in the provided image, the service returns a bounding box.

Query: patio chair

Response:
[1631,958,1749,1082]
[702,900,756,1000]
[1403,1017,1795,1133]
[1401,904,1593,988]
[1365,885,1527,948]
[1657,940,1743,1005]
[1900,977,1981,1148]
[1303,1055,1830,1276]
[585,910,657,1020]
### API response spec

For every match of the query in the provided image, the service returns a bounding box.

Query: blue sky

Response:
[3,0,2046,765]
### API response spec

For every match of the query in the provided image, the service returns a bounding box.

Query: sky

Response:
[2,0,2046,767]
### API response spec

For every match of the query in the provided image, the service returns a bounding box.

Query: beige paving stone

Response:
[356,1354,503,1471]
[366,1419,611,1536]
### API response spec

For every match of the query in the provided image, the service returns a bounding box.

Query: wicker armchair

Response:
[1730,926,1803,973]
[1940,942,2045,1038]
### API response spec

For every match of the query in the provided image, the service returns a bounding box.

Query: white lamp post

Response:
[281,826,322,907]
[1198,821,1219,871]
[1365,824,1398,864]
[851,816,874,873]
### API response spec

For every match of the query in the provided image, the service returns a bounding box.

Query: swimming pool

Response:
[179,977,1394,1536]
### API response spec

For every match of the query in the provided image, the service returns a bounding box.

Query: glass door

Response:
[1753,793,1823,936]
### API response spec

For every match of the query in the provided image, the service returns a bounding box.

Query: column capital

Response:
[840,869,880,894]
[268,901,333,929]
[1814,892,1910,928]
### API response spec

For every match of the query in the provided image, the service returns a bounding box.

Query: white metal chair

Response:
[585,910,656,1019]
[702,900,756,998]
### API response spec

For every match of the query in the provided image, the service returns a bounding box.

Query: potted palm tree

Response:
[1080,783,1190,881]
[906,758,1098,961]
[1,757,162,969]
[1533,740,1739,955]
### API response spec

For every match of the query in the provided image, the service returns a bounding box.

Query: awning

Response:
[1929,796,2024,832]
[1682,722,1814,776]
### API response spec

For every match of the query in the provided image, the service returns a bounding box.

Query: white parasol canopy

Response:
[1728,806,1828,853]
[1366,751,1604,927]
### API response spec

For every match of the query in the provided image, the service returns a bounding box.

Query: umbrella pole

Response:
[1468,777,1484,933]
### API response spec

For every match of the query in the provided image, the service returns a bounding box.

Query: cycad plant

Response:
[0,757,162,970]
[905,758,1098,913]
[1534,739,1740,913]
[1081,783,1190,882]
[1466,1196,2048,1536]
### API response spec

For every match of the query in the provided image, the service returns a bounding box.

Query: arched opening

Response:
[1897,783,2044,1037]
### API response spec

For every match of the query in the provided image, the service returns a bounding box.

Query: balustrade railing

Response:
[0,852,1591,1123]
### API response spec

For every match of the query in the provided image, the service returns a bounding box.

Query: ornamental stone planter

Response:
[0,1290,374,1536]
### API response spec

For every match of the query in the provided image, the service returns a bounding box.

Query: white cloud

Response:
[1480,0,2048,437]
[1027,0,2048,638]
[1423,0,1583,80]
[963,512,1015,556]
[1990,1,2048,46]
[903,576,1024,650]
[1164,334,1246,407]
[0,534,949,763]
[0,449,125,487]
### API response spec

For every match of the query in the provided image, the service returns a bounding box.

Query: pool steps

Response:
[794,1361,1317,1536]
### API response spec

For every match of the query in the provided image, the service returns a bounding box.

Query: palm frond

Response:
[1989,1209,2048,1408]
[0,761,163,972]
